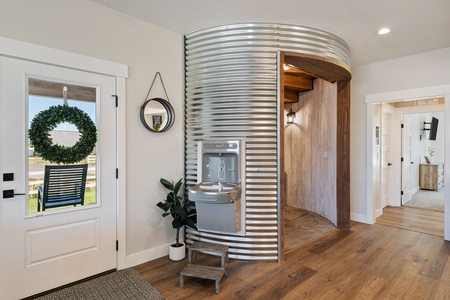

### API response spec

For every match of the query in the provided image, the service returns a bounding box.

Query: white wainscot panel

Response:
[26,219,99,267]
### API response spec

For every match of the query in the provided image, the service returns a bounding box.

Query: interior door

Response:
[381,112,393,208]
[402,116,413,205]
[0,57,117,299]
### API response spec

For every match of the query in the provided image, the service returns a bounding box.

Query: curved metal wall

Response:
[184,23,351,260]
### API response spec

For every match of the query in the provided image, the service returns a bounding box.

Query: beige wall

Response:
[0,0,184,263]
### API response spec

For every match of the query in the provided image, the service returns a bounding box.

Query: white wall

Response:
[407,111,445,169]
[0,0,184,265]
[351,47,450,221]
[424,112,445,163]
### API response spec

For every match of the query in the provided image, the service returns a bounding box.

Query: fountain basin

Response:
[189,182,241,204]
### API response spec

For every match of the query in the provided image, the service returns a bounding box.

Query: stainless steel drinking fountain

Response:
[189,140,245,235]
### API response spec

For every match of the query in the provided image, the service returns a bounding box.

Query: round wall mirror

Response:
[140,97,175,132]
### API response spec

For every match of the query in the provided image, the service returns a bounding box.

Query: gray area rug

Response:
[284,206,336,251]
[404,188,444,212]
[33,268,164,300]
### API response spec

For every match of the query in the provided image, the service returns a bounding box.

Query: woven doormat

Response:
[32,268,165,300]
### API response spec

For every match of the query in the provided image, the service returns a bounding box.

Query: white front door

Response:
[0,57,117,299]
[402,116,413,205]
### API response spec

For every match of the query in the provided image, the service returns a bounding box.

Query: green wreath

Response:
[29,105,97,164]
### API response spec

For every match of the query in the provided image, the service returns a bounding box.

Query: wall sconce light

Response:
[286,108,296,124]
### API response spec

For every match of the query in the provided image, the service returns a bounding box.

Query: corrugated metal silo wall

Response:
[184,23,351,260]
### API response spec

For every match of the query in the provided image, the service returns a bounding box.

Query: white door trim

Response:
[365,85,450,241]
[0,36,127,77]
[0,36,128,269]
[393,104,445,207]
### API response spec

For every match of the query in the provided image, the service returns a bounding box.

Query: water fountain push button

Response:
[218,159,225,180]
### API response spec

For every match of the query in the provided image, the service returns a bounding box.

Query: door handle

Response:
[388,163,392,166]
[3,189,26,199]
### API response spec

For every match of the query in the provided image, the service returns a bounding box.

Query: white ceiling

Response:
[90,0,450,67]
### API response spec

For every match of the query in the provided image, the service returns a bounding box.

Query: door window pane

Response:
[27,78,97,214]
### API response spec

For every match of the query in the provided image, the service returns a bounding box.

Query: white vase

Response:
[169,243,186,261]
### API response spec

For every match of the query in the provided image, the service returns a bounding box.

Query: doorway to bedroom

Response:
[374,99,444,211]
[365,86,450,240]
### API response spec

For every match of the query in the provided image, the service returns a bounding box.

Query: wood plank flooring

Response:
[376,206,444,237]
[135,220,450,299]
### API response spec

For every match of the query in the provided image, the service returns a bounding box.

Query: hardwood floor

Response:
[376,206,444,237]
[134,220,450,299]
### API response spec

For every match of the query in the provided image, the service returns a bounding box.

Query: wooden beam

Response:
[283,89,299,103]
[284,74,313,92]
[336,80,351,230]
[28,78,96,102]
[284,67,316,79]
[284,52,352,83]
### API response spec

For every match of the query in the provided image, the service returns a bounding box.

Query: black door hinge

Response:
[112,95,118,107]
[116,168,119,179]
[116,240,119,251]
[401,123,404,128]
[401,191,404,195]
[401,157,404,162]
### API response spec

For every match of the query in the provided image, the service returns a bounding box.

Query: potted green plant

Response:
[157,178,197,260]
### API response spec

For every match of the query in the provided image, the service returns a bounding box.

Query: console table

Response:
[419,163,444,191]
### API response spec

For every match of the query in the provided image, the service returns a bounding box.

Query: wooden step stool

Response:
[180,264,224,294]
[179,241,229,294]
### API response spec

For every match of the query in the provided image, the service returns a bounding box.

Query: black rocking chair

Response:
[37,164,88,212]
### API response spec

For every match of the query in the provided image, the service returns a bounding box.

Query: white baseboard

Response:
[412,186,420,194]
[375,208,383,218]
[126,243,169,268]
[350,212,369,224]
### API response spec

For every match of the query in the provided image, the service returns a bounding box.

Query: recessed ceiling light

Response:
[378,28,391,35]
